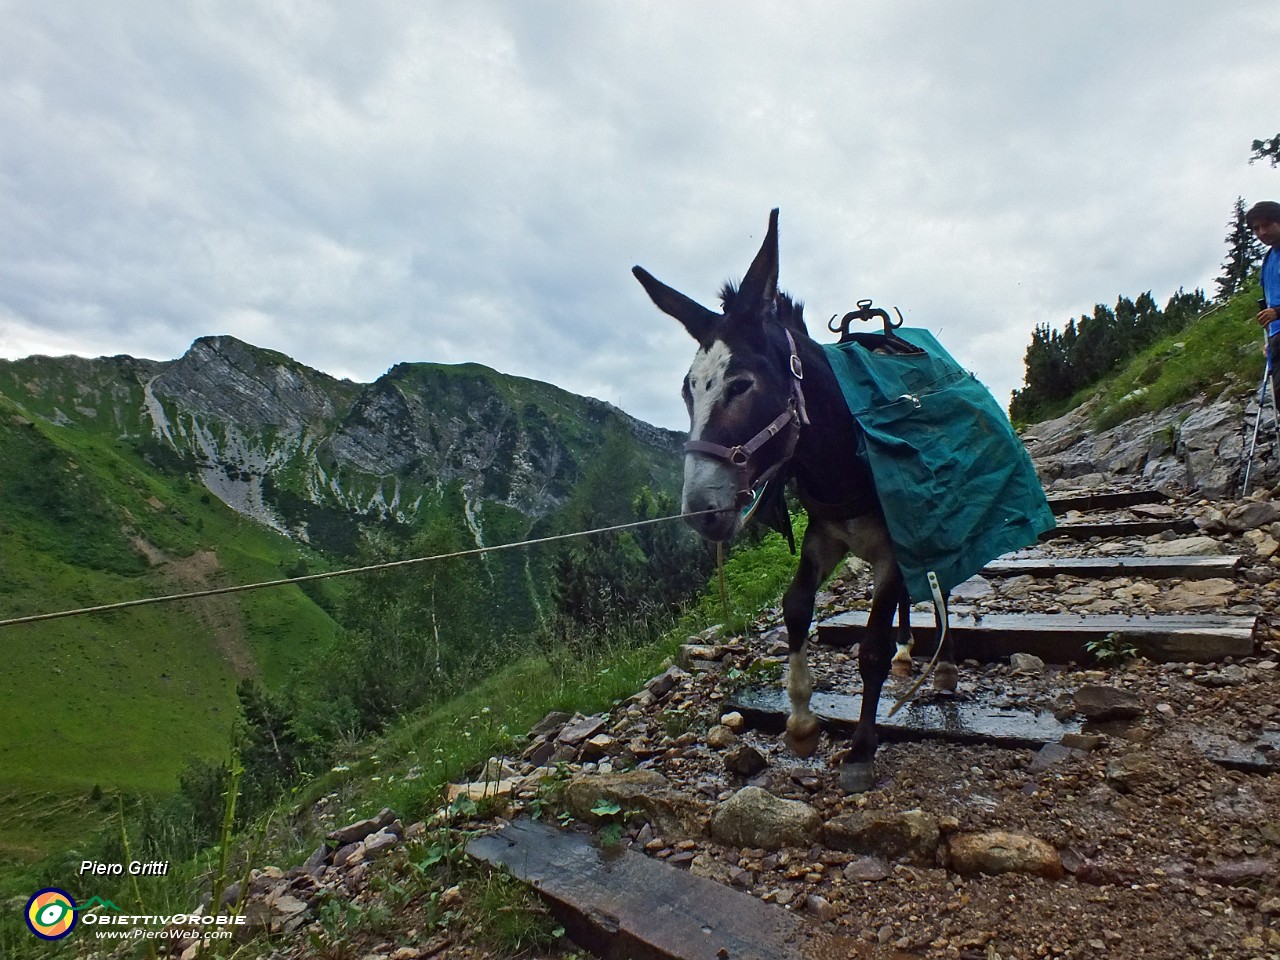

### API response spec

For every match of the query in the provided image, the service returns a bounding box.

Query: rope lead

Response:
[0,510,717,630]
[887,571,950,717]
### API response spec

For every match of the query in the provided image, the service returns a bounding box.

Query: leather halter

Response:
[683,330,811,508]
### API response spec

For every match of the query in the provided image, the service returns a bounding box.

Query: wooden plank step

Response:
[1046,488,1169,514]
[1043,519,1198,540]
[727,690,1280,774]
[982,555,1244,580]
[728,687,1081,749]
[467,818,876,960]
[817,610,1258,664]
[1186,729,1280,774]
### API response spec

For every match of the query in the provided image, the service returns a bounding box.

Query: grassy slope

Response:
[1091,285,1268,428]
[0,400,343,863]
[0,346,682,869]
[0,523,802,958]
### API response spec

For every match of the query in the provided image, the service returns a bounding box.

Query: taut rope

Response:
[0,510,718,629]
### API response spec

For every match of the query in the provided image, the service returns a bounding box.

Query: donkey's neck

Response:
[789,335,880,520]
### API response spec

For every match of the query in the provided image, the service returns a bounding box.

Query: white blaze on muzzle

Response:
[681,340,739,515]
[680,330,809,535]
[686,340,734,440]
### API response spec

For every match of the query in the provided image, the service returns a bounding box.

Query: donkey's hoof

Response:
[778,727,819,762]
[890,658,914,678]
[932,662,959,692]
[784,727,821,758]
[837,761,876,794]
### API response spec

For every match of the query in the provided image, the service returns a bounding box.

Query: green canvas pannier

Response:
[820,327,1055,602]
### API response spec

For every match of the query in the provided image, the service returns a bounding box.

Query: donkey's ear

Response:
[735,208,780,312]
[632,266,720,344]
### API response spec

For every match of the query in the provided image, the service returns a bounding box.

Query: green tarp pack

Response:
[821,327,1056,602]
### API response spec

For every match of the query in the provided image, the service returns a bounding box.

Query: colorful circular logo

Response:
[25,888,77,940]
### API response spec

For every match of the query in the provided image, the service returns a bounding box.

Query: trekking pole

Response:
[1243,354,1273,497]
[1270,356,1280,450]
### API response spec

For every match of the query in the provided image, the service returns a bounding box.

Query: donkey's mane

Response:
[718,281,809,336]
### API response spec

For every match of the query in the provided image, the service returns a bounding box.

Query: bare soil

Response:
[162,548,257,679]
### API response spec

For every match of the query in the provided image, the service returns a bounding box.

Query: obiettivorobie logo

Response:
[24,886,243,942]
[25,889,121,940]
[25,890,124,940]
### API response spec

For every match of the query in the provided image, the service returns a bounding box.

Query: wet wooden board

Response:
[1043,519,1199,540]
[1046,489,1169,514]
[728,690,1280,774]
[467,819,875,960]
[729,687,1081,749]
[817,610,1257,664]
[1186,729,1280,774]
[982,555,1244,580]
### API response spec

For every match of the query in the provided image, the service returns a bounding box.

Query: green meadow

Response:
[0,399,343,865]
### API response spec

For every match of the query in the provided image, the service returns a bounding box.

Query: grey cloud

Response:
[1,2,1277,429]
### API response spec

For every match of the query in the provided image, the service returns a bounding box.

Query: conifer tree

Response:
[1251,134,1280,167]
[1009,286,1206,423]
[1215,197,1263,302]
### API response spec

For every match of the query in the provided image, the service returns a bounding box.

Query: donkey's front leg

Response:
[781,524,846,758]
[838,566,905,793]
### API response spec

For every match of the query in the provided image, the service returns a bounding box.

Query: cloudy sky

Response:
[2,3,1278,430]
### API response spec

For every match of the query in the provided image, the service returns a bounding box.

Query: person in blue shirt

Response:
[1246,200,1280,407]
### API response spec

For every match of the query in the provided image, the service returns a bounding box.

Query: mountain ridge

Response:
[0,334,682,546]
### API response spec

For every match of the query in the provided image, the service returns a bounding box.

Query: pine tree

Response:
[1215,197,1264,301]
[1251,134,1280,167]
[1009,286,1207,423]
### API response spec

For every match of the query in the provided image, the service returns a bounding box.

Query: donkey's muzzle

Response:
[683,494,740,542]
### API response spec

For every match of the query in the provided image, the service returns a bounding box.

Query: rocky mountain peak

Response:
[153,336,358,434]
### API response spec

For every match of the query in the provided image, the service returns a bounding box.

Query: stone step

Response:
[467,818,875,960]
[817,610,1258,664]
[1043,519,1199,540]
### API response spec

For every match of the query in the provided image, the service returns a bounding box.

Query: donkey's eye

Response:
[725,378,753,401]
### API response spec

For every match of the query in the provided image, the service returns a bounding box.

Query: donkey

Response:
[633,209,956,792]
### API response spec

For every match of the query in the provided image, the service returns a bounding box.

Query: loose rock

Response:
[821,809,940,866]
[946,831,1064,879]
[710,786,821,850]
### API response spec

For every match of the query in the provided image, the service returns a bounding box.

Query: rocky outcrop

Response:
[151,336,356,435]
[1026,392,1278,497]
